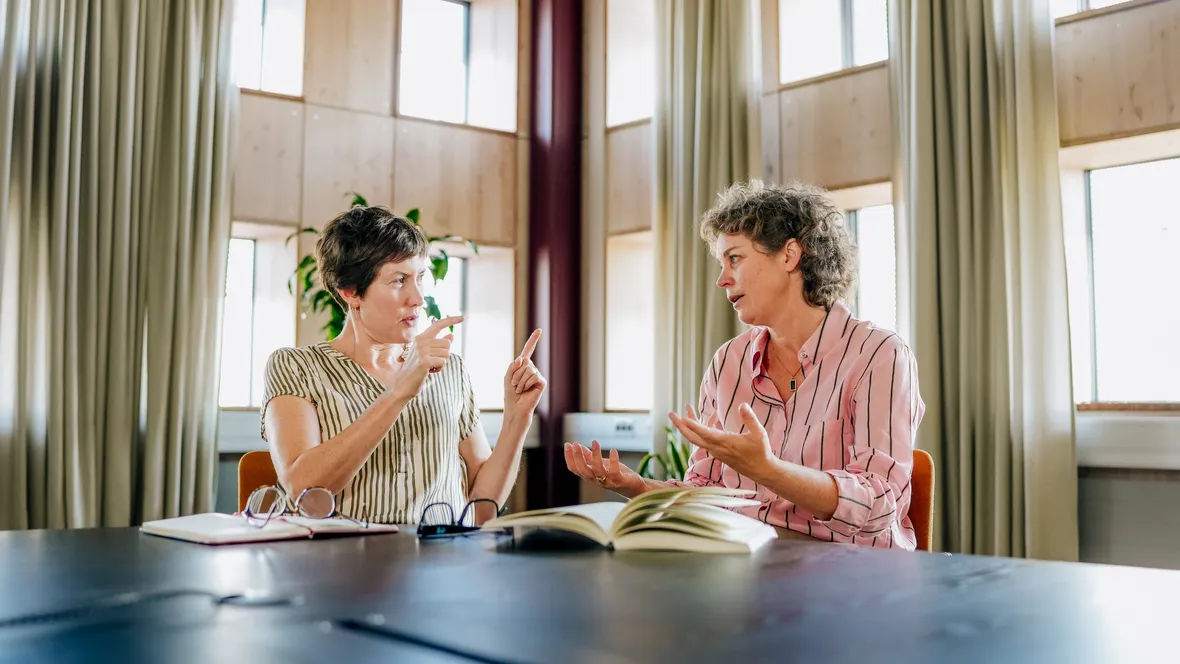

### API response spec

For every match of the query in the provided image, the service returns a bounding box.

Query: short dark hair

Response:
[699,180,857,309]
[316,205,430,307]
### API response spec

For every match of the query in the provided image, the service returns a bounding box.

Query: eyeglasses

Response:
[416,499,501,539]
[242,485,369,530]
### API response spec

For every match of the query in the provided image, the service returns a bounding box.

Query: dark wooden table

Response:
[0,527,1175,663]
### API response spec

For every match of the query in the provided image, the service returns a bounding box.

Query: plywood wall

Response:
[232,0,522,240]
[231,0,526,347]
[1056,0,1180,146]
[759,0,1180,192]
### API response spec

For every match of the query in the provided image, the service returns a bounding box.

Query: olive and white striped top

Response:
[260,342,480,525]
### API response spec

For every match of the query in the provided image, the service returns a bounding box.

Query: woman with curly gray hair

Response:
[566,181,925,549]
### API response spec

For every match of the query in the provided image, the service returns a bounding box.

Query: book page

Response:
[484,502,625,545]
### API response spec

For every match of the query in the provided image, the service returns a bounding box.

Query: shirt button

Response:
[800,352,808,359]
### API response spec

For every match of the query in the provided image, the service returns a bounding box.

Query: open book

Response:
[484,487,778,553]
[140,512,398,545]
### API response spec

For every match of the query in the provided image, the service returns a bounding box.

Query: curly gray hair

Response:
[699,180,857,309]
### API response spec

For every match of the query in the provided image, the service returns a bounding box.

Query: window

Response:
[218,225,298,409]
[1071,158,1180,403]
[606,0,656,127]
[422,246,516,411]
[605,232,655,411]
[847,204,897,333]
[778,0,888,85]
[233,0,306,97]
[399,0,470,125]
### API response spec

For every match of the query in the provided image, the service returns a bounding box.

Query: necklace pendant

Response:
[789,378,797,392]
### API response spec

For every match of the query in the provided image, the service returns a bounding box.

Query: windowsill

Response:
[777,61,887,93]
[239,88,304,103]
[1055,0,1170,26]
[1078,402,1180,413]
[605,117,652,133]
[394,112,518,138]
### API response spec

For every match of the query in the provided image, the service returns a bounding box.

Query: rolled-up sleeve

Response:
[819,339,922,538]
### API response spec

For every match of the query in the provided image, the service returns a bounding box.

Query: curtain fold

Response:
[0,0,236,529]
[889,0,1078,559]
[652,0,753,455]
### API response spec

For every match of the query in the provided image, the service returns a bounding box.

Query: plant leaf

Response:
[285,227,319,247]
[429,234,455,244]
[348,192,368,207]
[430,254,449,283]
[636,454,653,479]
[468,240,480,255]
[312,289,335,314]
[405,208,420,224]
[423,296,443,322]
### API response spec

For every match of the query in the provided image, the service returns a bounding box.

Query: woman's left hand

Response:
[504,329,546,417]
[668,403,776,483]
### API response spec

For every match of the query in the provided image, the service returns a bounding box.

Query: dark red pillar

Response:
[527,0,582,509]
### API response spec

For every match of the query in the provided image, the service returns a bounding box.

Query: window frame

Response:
[777,0,888,87]
[397,0,474,125]
[233,0,307,99]
[1073,159,1180,411]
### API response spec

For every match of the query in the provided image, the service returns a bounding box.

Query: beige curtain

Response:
[652,0,753,454]
[0,0,237,529]
[889,0,1078,559]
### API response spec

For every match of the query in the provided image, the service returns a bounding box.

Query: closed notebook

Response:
[484,487,777,553]
[140,512,398,545]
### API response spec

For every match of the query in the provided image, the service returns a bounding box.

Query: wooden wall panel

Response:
[393,118,517,246]
[233,94,304,224]
[303,0,396,116]
[605,121,653,234]
[301,105,396,228]
[760,93,781,184]
[1056,0,1180,145]
[778,63,892,190]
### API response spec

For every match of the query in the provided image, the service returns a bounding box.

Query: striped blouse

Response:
[260,342,479,525]
[678,302,925,550]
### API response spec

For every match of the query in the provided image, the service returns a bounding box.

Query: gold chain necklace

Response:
[770,347,805,393]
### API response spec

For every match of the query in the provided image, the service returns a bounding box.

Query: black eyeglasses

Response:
[416,499,502,539]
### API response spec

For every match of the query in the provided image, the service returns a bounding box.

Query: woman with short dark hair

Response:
[566,181,925,549]
[262,205,544,525]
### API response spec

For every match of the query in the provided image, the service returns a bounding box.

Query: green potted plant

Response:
[636,427,694,481]
[286,193,477,340]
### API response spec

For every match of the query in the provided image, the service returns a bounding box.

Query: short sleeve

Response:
[456,355,481,441]
[260,347,316,442]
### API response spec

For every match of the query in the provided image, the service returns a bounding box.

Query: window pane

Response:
[1087,0,1129,9]
[1051,0,1082,18]
[233,0,264,90]
[260,0,305,96]
[606,0,656,127]
[399,0,469,124]
[853,205,897,333]
[219,239,257,408]
[463,249,515,411]
[425,256,467,365]
[606,232,654,411]
[779,0,843,84]
[1088,158,1180,402]
[851,0,888,65]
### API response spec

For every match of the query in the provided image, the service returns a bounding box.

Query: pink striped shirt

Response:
[678,302,924,550]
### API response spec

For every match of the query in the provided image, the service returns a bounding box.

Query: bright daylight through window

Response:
[399,0,470,124]
[233,0,305,97]
[1077,158,1180,403]
[779,0,888,84]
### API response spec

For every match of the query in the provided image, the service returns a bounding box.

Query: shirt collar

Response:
[747,301,854,374]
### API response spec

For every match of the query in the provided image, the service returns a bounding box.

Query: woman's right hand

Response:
[564,440,647,499]
[390,316,464,400]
